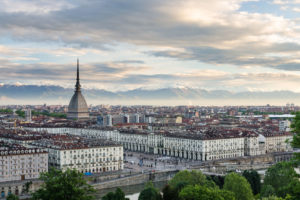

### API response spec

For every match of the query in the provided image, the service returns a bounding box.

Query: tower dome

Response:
[67,59,89,120]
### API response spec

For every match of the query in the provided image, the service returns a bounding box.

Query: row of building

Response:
[26,126,293,161]
[97,114,182,126]
[0,128,124,184]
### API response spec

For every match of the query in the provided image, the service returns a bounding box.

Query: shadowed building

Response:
[67,59,89,120]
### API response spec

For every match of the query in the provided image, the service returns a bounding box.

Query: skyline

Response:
[2,0,300,104]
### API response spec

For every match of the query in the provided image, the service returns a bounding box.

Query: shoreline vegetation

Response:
[0,109,66,119]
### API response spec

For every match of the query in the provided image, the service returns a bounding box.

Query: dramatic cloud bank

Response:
[1,0,300,103]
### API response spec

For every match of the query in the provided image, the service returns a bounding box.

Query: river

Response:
[95,181,167,200]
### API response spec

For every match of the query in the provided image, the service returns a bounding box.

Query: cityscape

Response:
[1,0,300,200]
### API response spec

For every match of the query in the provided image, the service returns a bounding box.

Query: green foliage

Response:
[263,162,297,197]
[162,184,178,200]
[15,110,25,118]
[250,111,286,115]
[291,112,300,162]
[138,182,162,200]
[242,169,261,195]
[168,170,213,188]
[179,185,235,200]
[207,175,225,188]
[284,179,300,200]
[102,192,115,200]
[163,170,217,200]
[223,172,253,200]
[162,181,189,200]
[261,185,276,198]
[261,196,285,200]
[6,194,19,200]
[32,110,67,118]
[31,168,95,200]
[24,181,32,193]
[0,109,13,114]
[102,188,129,200]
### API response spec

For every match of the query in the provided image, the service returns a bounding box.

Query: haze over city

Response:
[1,0,300,105]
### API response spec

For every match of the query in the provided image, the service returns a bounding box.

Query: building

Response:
[101,114,144,126]
[25,109,31,122]
[279,120,291,132]
[0,142,48,182]
[243,131,260,156]
[163,131,244,160]
[67,59,89,120]
[262,132,293,153]
[31,135,123,173]
[134,114,140,123]
[106,115,113,126]
[0,128,44,147]
[25,125,293,162]
[97,115,104,126]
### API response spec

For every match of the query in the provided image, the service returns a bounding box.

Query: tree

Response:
[15,110,25,118]
[242,169,261,195]
[31,168,95,200]
[207,175,225,188]
[223,172,253,200]
[291,112,300,162]
[102,188,129,200]
[0,109,13,114]
[263,162,297,197]
[102,192,115,200]
[162,181,188,200]
[138,182,162,200]
[168,170,213,188]
[285,179,300,200]
[162,184,177,200]
[6,194,19,200]
[163,170,216,200]
[261,185,276,198]
[179,185,235,200]
[24,181,32,194]
[261,196,285,200]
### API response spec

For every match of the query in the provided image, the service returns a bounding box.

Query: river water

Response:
[95,181,167,200]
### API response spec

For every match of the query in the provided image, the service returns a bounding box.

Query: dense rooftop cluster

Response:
[0,141,46,155]
[0,127,47,141]
[34,134,119,150]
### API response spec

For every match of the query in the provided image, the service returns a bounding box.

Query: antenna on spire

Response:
[75,58,81,91]
[77,58,79,81]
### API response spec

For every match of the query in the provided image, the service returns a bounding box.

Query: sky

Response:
[1,0,300,93]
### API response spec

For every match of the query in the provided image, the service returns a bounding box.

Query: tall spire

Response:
[75,58,81,91]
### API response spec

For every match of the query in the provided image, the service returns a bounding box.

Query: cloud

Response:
[148,45,300,70]
[0,0,75,14]
[1,0,300,93]
[272,0,289,5]
[0,0,294,47]
[292,7,300,12]
[0,58,150,89]
[1,54,300,92]
[0,0,298,70]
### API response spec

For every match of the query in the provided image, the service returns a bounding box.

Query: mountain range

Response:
[0,85,299,105]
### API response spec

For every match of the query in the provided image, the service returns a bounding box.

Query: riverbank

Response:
[92,170,178,190]
[95,181,167,200]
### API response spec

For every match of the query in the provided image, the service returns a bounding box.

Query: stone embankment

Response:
[92,170,178,190]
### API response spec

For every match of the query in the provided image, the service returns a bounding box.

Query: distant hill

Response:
[0,85,299,105]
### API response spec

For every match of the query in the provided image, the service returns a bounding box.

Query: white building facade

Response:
[263,133,293,153]
[26,127,293,161]
[0,144,48,182]
[31,138,123,173]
